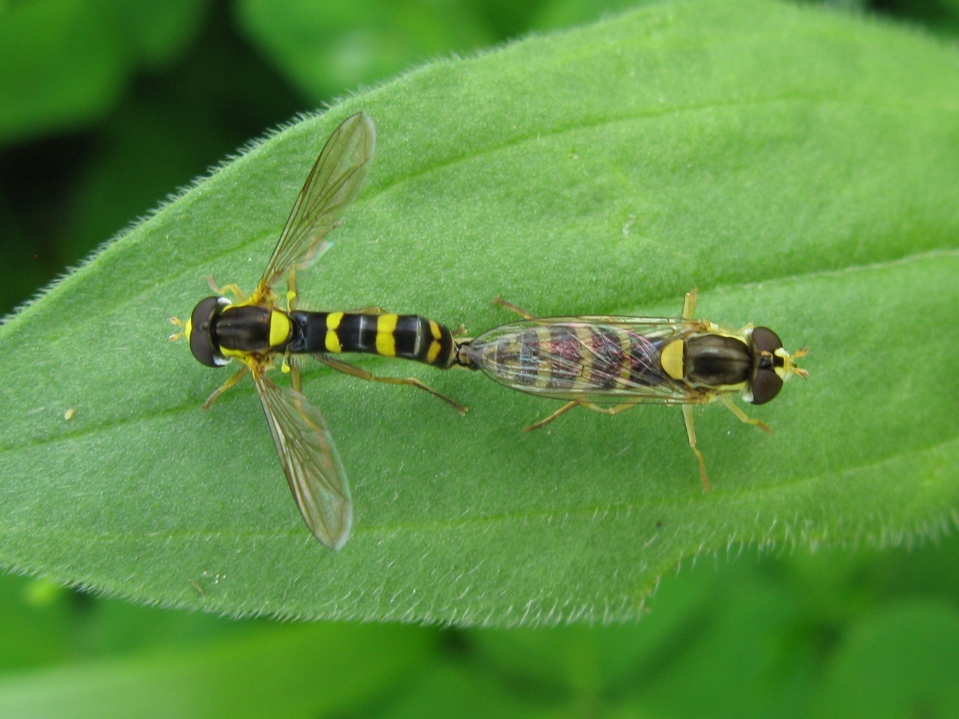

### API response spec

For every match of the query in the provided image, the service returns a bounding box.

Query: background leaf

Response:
[0,0,210,143]
[808,599,959,718]
[0,0,957,626]
[236,0,494,101]
[0,618,433,719]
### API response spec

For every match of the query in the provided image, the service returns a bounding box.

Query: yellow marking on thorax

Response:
[376,314,399,357]
[426,320,443,363]
[269,311,292,348]
[661,339,685,380]
[325,312,344,353]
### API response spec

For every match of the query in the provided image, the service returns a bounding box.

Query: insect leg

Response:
[315,355,467,415]
[493,297,536,319]
[682,404,711,492]
[288,356,303,394]
[206,277,249,302]
[525,401,579,431]
[582,403,635,415]
[202,364,251,409]
[285,360,323,433]
[720,395,772,435]
[682,289,698,319]
[286,268,299,311]
[525,401,636,432]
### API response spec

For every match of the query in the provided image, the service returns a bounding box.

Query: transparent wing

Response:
[250,367,353,549]
[255,112,376,296]
[466,317,708,404]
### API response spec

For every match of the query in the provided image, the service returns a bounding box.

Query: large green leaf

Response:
[0,0,957,625]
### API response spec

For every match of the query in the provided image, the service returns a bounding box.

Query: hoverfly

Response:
[172,113,464,550]
[452,291,807,490]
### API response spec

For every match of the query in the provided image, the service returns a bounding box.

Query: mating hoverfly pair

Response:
[174,113,807,550]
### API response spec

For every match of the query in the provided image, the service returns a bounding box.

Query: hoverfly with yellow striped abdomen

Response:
[172,113,465,550]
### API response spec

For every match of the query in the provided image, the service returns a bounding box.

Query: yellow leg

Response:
[578,402,637,417]
[287,356,302,393]
[525,400,636,432]
[315,355,468,415]
[682,404,711,492]
[494,297,535,320]
[286,268,299,311]
[202,365,250,409]
[286,360,315,420]
[682,289,698,319]
[720,395,772,435]
[206,277,248,302]
[525,401,579,431]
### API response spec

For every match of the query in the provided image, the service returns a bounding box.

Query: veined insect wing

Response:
[251,367,352,550]
[255,112,376,298]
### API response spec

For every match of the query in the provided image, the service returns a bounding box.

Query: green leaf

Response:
[117,0,210,69]
[374,661,555,719]
[236,0,494,102]
[0,0,208,143]
[0,0,957,625]
[0,0,127,142]
[811,600,959,718]
[0,622,434,719]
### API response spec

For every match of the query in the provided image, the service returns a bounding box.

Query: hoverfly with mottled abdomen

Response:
[172,113,465,550]
[452,291,807,490]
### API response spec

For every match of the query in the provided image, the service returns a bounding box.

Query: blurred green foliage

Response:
[3,539,959,717]
[1,0,958,716]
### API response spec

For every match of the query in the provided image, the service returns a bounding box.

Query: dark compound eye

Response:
[750,368,783,405]
[189,296,227,368]
[752,326,783,353]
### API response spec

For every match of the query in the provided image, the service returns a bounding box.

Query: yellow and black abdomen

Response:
[288,312,457,368]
